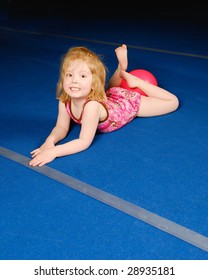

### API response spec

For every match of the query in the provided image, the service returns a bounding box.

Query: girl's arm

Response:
[29,101,100,167]
[44,101,71,146]
[50,101,100,156]
[29,101,70,165]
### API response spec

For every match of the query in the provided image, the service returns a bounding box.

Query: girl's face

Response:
[63,60,93,100]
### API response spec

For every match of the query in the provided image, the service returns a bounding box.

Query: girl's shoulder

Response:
[84,99,108,121]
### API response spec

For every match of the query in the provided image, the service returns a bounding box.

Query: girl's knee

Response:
[172,96,179,111]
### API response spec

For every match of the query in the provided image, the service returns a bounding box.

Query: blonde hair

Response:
[56,46,107,103]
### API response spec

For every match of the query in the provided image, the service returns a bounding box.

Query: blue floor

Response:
[0,5,208,260]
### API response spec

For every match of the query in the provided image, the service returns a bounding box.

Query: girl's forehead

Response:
[66,59,91,71]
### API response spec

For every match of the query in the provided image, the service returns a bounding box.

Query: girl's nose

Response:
[72,75,78,83]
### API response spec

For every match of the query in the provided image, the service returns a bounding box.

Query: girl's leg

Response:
[107,44,128,89]
[121,70,179,117]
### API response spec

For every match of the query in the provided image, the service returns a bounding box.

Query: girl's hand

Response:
[30,141,55,157]
[29,147,57,167]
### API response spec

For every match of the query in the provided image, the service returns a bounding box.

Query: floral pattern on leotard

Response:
[97,87,141,133]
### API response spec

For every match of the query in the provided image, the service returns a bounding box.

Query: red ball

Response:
[120,69,158,96]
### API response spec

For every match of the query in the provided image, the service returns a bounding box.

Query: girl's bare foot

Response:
[115,44,128,71]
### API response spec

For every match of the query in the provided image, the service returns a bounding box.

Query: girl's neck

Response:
[71,97,87,108]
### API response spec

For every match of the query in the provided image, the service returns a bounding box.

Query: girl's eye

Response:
[66,73,72,77]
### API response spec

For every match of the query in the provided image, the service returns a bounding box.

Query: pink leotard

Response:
[66,87,141,133]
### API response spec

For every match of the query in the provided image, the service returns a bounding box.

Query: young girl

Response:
[29,44,179,167]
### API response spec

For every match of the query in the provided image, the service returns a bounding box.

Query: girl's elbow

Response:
[80,138,94,151]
